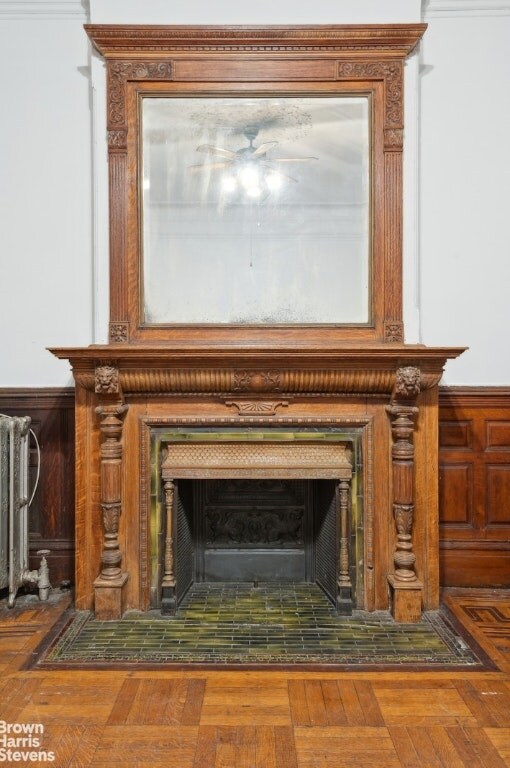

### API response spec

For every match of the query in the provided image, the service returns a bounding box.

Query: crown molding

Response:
[0,1,88,19]
[424,0,510,17]
[85,24,427,58]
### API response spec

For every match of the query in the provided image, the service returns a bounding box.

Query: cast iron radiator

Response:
[0,414,49,607]
[0,414,31,606]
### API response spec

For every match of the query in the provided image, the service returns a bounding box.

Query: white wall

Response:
[420,2,510,383]
[1,0,508,386]
[0,4,93,387]
[89,0,421,25]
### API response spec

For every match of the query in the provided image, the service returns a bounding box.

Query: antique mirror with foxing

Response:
[88,25,428,346]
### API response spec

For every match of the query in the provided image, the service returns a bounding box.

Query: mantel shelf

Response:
[50,343,465,361]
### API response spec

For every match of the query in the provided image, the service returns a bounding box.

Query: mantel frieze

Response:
[62,348,455,396]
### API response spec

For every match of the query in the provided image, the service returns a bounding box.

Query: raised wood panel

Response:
[438,464,472,525]
[0,388,75,586]
[439,420,472,449]
[486,421,510,450]
[440,547,510,589]
[486,465,510,525]
[439,387,510,587]
[173,59,338,81]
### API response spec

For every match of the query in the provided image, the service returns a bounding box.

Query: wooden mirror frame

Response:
[85,24,426,346]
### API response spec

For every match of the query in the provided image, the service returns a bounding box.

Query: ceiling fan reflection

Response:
[188,126,317,198]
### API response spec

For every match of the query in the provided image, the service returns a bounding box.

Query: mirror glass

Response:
[142,95,370,325]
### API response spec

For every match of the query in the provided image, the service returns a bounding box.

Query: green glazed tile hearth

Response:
[44,584,479,666]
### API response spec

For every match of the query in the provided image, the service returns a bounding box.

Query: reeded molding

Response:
[85,24,427,58]
[50,344,464,396]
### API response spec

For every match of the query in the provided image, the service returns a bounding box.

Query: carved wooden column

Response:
[336,478,353,615]
[161,478,177,615]
[386,366,422,623]
[93,364,129,620]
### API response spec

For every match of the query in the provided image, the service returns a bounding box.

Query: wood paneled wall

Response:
[0,388,75,586]
[1,387,508,589]
[439,387,510,587]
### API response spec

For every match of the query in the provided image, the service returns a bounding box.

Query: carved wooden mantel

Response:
[50,24,465,624]
[52,344,460,396]
[51,343,464,622]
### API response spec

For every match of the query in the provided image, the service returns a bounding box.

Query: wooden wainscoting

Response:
[0,388,75,585]
[0,386,508,590]
[439,387,510,587]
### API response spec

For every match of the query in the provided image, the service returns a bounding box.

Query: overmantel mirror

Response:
[85,24,426,346]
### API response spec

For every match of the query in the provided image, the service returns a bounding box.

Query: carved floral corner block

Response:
[109,322,129,343]
[225,400,289,416]
[384,320,404,342]
[394,366,421,400]
[95,364,120,395]
[233,370,282,393]
[107,130,127,150]
[383,128,404,151]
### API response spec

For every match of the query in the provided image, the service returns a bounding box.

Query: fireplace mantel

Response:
[51,344,464,397]
[52,342,464,622]
[51,23,466,625]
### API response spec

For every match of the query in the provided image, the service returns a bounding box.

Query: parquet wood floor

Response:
[0,590,509,767]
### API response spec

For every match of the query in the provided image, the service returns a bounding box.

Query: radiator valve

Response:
[18,549,51,604]
[36,549,51,601]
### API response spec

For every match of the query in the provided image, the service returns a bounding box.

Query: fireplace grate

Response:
[175,482,193,606]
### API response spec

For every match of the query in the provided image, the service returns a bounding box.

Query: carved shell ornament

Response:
[225,400,288,415]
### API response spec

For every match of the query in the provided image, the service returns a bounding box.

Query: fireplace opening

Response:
[148,427,365,615]
[190,479,313,584]
[176,478,352,600]
[152,478,363,613]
